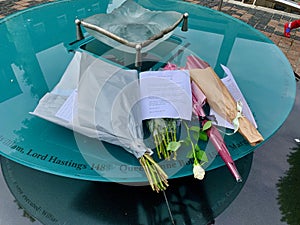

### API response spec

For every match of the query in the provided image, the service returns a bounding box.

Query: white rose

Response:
[193,164,205,180]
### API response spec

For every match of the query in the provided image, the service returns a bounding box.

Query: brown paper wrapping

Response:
[189,67,264,146]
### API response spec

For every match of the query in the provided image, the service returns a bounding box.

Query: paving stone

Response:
[271,15,281,21]
[265,25,276,33]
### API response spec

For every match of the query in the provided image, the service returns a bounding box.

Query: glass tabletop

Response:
[0,154,253,225]
[2,80,299,225]
[0,0,296,183]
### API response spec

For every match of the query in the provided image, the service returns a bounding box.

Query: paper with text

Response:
[139,70,192,120]
[211,65,257,129]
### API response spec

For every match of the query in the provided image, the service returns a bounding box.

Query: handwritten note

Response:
[139,70,192,120]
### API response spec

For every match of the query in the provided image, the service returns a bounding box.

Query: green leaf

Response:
[192,131,199,141]
[183,136,191,146]
[195,144,201,152]
[199,131,208,141]
[196,150,208,162]
[167,141,181,152]
[202,153,209,162]
[186,150,194,159]
[190,126,201,133]
[202,121,212,131]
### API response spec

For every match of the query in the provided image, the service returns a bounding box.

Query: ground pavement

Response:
[0,0,299,73]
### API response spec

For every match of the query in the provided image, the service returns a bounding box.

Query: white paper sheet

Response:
[211,65,258,129]
[139,70,192,120]
[55,89,78,122]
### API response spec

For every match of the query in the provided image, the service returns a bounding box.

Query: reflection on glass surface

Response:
[0,162,41,225]
[215,80,300,225]
[1,153,252,225]
[277,144,300,225]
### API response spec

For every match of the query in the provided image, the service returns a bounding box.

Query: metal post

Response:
[75,19,84,41]
[135,44,142,68]
[218,0,223,11]
[181,13,189,31]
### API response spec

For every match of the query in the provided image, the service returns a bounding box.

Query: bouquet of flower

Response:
[32,51,168,192]
[159,62,208,181]
[184,56,242,182]
[146,118,180,160]
[144,63,183,160]
[187,55,264,146]
[161,60,242,182]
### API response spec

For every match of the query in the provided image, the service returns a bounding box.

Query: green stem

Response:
[165,127,170,143]
[173,121,177,142]
[161,135,169,159]
[154,135,161,159]
[183,121,199,165]
[139,157,154,191]
[140,154,168,192]
[144,154,168,180]
[145,158,159,192]
[156,134,163,157]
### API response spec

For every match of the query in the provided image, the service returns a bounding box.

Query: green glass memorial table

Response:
[0,0,297,224]
[0,0,296,184]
